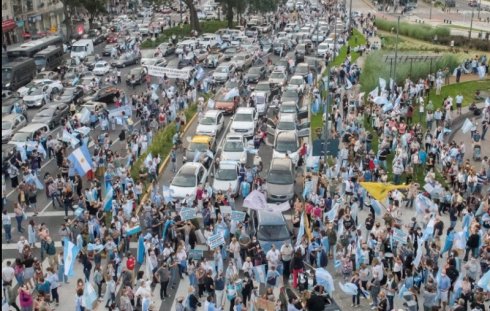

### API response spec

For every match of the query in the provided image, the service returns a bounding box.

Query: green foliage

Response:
[248,0,279,13]
[374,18,450,42]
[81,0,107,20]
[359,52,459,92]
[141,20,230,48]
[428,80,490,109]
[130,104,198,182]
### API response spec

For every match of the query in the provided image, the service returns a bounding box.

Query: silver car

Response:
[265,158,295,203]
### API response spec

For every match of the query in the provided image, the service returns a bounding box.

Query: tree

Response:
[248,0,279,13]
[152,0,201,33]
[60,0,81,41]
[80,0,107,29]
[219,0,246,28]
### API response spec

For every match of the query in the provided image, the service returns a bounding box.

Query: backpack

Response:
[340,234,350,247]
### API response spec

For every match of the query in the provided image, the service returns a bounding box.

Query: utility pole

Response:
[180,0,183,24]
[478,0,482,19]
[469,5,474,39]
[393,15,400,83]
[348,0,353,32]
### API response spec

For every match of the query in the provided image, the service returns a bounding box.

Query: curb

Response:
[136,112,199,214]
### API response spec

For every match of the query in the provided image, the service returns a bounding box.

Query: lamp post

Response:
[478,0,482,19]
[393,15,400,83]
[469,5,475,39]
[348,0,353,33]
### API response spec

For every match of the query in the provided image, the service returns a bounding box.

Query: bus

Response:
[6,35,64,60]
[33,45,64,72]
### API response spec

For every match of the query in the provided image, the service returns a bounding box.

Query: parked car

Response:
[2,114,28,143]
[232,53,253,71]
[126,67,148,86]
[83,55,99,71]
[111,52,141,68]
[82,86,120,104]
[103,44,117,56]
[212,63,236,84]
[220,134,248,163]
[205,53,224,68]
[287,75,307,94]
[223,46,240,61]
[31,103,69,129]
[157,42,176,56]
[36,71,59,80]
[54,86,84,105]
[265,158,295,202]
[268,71,288,87]
[93,61,111,75]
[229,107,258,138]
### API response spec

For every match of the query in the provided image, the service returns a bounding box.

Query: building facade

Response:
[2,0,64,46]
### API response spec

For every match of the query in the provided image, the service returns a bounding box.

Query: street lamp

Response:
[393,15,400,82]
[469,5,475,39]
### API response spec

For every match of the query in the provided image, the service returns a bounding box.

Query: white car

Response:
[17,79,63,98]
[229,107,257,138]
[2,114,27,143]
[169,162,208,201]
[287,75,306,94]
[268,71,288,87]
[212,63,236,83]
[196,110,224,137]
[92,61,111,75]
[212,161,240,196]
[273,131,301,166]
[23,87,50,108]
[221,134,248,163]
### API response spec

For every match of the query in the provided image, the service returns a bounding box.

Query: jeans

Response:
[51,287,59,303]
[15,215,23,232]
[3,224,12,242]
[387,295,394,311]
[52,193,62,208]
[58,264,68,283]
[159,281,169,298]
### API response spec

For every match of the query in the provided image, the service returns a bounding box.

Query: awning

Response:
[2,19,16,32]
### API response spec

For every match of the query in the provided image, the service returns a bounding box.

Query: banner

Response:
[339,282,358,295]
[231,211,246,222]
[243,190,268,211]
[220,205,232,215]
[180,208,197,221]
[207,233,225,250]
[379,77,387,91]
[189,249,204,260]
[461,118,473,134]
[108,105,132,118]
[147,65,190,79]
[360,182,409,202]
[392,228,408,244]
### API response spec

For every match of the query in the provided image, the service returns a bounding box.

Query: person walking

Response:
[155,263,170,301]
[2,209,12,243]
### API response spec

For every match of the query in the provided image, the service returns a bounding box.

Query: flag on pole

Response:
[127,225,141,236]
[316,268,334,295]
[63,238,80,277]
[103,186,113,212]
[252,265,266,283]
[296,212,305,247]
[339,282,358,295]
[355,238,364,269]
[67,144,93,177]
[379,78,387,90]
[137,234,145,265]
[370,199,383,215]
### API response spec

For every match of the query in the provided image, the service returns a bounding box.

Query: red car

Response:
[106,34,118,43]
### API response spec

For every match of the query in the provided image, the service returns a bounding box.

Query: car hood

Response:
[213,72,228,78]
[245,73,259,80]
[196,124,218,135]
[169,185,196,200]
[31,116,51,123]
[2,129,12,138]
[273,149,299,165]
[266,182,294,197]
[17,87,31,97]
[23,94,44,102]
[221,151,246,162]
[231,121,254,130]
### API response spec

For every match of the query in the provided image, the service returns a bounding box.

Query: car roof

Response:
[219,160,239,168]
[278,114,295,122]
[290,75,304,80]
[18,123,48,132]
[191,135,213,144]
[204,110,222,117]
[179,162,203,174]
[276,131,298,140]
[270,157,293,169]
[225,134,245,141]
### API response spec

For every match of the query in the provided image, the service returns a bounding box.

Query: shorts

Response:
[439,290,449,303]
[456,103,462,107]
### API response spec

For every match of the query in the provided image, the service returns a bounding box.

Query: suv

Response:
[230,107,257,138]
[266,158,295,203]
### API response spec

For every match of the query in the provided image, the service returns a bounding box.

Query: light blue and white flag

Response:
[86,243,104,252]
[379,77,387,91]
[79,107,91,124]
[461,118,473,134]
[68,144,93,177]
[224,88,240,101]
[137,234,145,265]
[83,281,98,309]
[398,284,407,298]
[103,186,113,212]
[371,199,382,215]
[63,238,80,277]
[193,150,201,163]
[355,239,364,269]
[339,282,358,295]
[325,206,337,222]
[162,185,173,204]
[252,264,266,284]
[316,268,334,295]
[412,239,424,268]
[369,87,379,98]
[63,130,80,149]
[422,217,436,242]
[144,153,153,167]
[477,270,490,291]
[296,212,305,247]
[127,225,141,236]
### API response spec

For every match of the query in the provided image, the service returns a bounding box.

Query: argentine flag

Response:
[316,268,334,295]
[127,225,141,236]
[137,234,145,265]
[68,144,93,177]
[83,281,98,309]
[103,186,113,212]
[252,264,266,283]
[63,238,80,277]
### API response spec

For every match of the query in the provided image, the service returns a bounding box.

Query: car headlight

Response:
[5,83,10,88]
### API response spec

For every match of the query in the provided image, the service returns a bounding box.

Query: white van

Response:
[198,33,220,48]
[70,39,94,60]
[175,39,197,55]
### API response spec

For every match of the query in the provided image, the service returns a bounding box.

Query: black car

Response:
[83,86,120,104]
[295,43,308,63]
[31,103,70,129]
[55,86,84,105]
[84,55,99,71]
[89,32,106,45]
[244,66,267,84]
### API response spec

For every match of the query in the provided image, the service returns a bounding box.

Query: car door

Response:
[217,112,224,132]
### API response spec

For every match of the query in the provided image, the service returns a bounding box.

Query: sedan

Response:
[223,46,240,61]
[83,55,99,71]
[54,86,84,105]
[205,53,224,68]
[111,53,141,68]
[281,89,301,106]
[36,71,59,80]
[32,103,69,129]
[156,43,176,56]
[287,75,307,94]
[195,110,224,137]
[103,44,118,56]
[212,161,240,196]
[169,162,208,201]
[232,53,253,71]
[2,114,27,143]
[23,88,48,108]
[93,61,111,75]
[268,71,288,87]
[244,66,266,84]
[126,67,147,86]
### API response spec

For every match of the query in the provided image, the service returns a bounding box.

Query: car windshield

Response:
[2,68,12,80]
[277,121,296,131]
[34,57,46,67]
[283,90,298,101]
[249,67,261,74]
[226,48,237,54]
[280,104,296,113]
[188,142,209,152]
[27,88,44,96]
[223,141,243,152]
[257,225,290,241]
[199,117,216,125]
[171,173,196,187]
[296,66,308,74]
[275,138,298,153]
[215,168,237,181]
[2,121,13,130]
[2,106,12,114]
[268,169,293,185]
[234,113,253,122]
[290,78,303,85]
[255,84,270,92]
[234,55,246,61]
[95,63,106,68]
[37,109,54,117]
[270,72,284,79]
[72,46,86,52]
[216,67,229,73]
[10,132,30,142]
